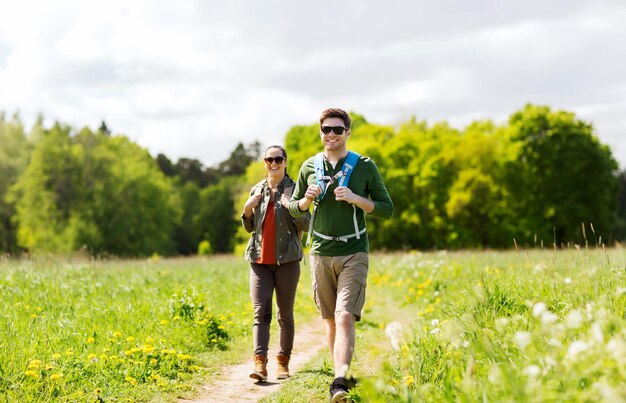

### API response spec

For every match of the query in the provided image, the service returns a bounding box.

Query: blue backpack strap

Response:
[338,151,360,187]
[314,152,330,202]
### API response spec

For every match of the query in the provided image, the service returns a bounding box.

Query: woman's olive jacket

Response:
[242,175,310,264]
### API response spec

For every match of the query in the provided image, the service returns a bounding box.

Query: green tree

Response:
[445,121,514,247]
[11,124,179,256]
[0,113,32,253]
[194,178,239,253]
[375,118,460,249]
[172,181,203,255]
[503,104,619,246]
[218,142,257,176]
[614,169,626,241]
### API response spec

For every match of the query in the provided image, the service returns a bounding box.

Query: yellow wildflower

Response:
[25,370,39,379]
[95,388,103,395]
[404,375,415,386]
[52,353,61,360]
[142,346,154,354]
[126,336,135,343]
[87,337,95,344]
[50,373,63,380]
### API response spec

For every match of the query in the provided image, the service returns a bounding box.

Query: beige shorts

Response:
[309,252,369,321]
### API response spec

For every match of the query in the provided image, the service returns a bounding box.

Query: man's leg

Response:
[332,311,355,377]
[325,318,336,358]
[332,252,368,377]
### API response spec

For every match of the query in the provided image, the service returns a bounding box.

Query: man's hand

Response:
[334,186,356,204]
[334,186,375,213]
[298,184,321,211]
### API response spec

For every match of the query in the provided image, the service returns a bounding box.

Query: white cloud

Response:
[0,0,625,168]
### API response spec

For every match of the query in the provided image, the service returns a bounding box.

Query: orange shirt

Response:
[256,199,276,264]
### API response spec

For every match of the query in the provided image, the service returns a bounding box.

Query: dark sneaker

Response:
[329,377,350,402]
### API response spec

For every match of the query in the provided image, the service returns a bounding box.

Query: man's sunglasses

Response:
[264,156,285,164]
[321,126,347,135]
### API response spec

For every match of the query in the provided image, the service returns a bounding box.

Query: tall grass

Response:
[353,249,626,402]
[0,255,316,402]
[3,249,625,402]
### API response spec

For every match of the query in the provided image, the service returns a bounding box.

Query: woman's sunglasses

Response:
[321,126,347,135]
[264,156,285,164]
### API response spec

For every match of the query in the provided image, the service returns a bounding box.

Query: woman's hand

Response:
[243,191,263,218]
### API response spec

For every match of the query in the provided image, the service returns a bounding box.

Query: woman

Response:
[241,145,310,382]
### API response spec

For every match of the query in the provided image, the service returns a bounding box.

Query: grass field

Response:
[266,249,626,402]
[0,255,317,402]
[1,249,626,402]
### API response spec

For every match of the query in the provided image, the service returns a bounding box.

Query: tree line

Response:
[1,104,625,257]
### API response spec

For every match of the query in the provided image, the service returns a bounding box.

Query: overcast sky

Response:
[1,0,625,169]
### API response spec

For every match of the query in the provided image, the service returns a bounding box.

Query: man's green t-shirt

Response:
[288,153,393,256]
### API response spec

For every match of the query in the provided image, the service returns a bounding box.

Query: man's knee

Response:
[335,311,355,328]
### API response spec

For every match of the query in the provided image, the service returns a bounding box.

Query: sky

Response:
[1,0,625,169]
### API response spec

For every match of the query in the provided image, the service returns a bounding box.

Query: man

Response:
[288,108,393,402]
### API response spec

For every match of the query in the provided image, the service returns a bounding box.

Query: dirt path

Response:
[179,318,326,403]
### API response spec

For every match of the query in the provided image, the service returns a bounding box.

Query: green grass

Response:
[2,249,626,402]
[0,255,317,402]
[264,249,626,402]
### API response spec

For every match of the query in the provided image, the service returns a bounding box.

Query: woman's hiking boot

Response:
[276,353,290,379]
[249,354,268,382]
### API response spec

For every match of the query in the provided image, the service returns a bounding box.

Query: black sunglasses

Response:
[321,126,347,135]
[264,156,285,164]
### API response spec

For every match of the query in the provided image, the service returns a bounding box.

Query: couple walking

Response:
[241,108,393,402]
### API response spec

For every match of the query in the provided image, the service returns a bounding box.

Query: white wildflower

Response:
[564,277,572,284]
[495,317,509,332]
[607,337,626,361]
[430,328,440,335]
[462,340,470,348]
[541,311,558,324]
[523,365,541,377]
[567,340,590,359]
[544,356,557,369]
[488,364,502,384]
[514,331,532,350]
[566,310,583,329]
[431,319,439,327]
[532,302,547,317]
[591,323,604,343]
[384,322,403,351]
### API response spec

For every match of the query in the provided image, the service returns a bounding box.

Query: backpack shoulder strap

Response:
[314,152,327,201]
[338,151,360,187]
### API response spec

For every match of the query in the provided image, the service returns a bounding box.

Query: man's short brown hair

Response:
[319,108,351,129]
